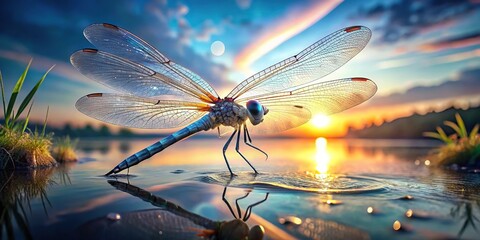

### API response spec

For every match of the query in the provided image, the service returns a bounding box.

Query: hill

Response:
[347,106,480,139]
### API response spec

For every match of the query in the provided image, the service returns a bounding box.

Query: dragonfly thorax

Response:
[210,100,248,128]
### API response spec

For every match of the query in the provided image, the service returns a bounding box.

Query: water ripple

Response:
[193,171,387,194]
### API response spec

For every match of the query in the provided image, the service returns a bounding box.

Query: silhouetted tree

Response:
[98,125,111,137]
[118,128,134,137]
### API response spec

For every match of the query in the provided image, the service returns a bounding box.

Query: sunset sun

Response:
[311,114,331,128]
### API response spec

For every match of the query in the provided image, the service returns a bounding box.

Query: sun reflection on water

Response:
[315,137,331,176]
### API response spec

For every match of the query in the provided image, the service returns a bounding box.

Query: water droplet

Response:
[322,199,342,205]
[405,209,432,219]
[414,160,420,165]
[367,206,374,214]
[398,195,414,200]
[393,220,402,231]
[107,213,121,221]
[279,216,302,225]
[424,160,430,166]
[158,231,163,235]
[405,209,413,218]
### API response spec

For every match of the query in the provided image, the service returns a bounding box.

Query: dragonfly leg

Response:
[223,129,238,177]
[244,124,269,161]
[243,193,269,221]
[235,191,250,218]
[222,186,238,219]
[236,125,258,174]
[244,123,252,143]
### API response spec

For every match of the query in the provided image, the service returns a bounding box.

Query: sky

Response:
[0,0,479,137]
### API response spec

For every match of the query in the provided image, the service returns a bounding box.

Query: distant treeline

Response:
[0,119,164,138]
[45,123,139,138]
[347,106,480,139]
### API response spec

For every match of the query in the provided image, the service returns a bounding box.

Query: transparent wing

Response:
[75,93,211,129]
[246,105,311,135]
[241,78,377,135]
[217,125,234,137]
[71,49,211,102]
[228,26,371,100]
[76,23,219,102]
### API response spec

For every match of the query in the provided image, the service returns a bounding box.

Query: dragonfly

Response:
[70,23,376,176]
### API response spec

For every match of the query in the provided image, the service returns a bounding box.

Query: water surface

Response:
[1,138,479,239]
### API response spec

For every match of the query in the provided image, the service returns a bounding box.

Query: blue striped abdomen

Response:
[106,115,213,175]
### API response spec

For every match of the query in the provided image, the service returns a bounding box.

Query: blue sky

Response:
[0,0,479,135]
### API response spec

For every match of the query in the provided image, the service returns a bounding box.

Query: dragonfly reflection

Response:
[71,23,376,176]
[105,180,269,240]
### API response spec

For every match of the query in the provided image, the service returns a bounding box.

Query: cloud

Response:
[354,0,479,44]
[377,48,480,69]
[175,18,220,44]
[195,20,219,42]
[431,48,480,64]
[366,67,480,107]
[0,49,91,85]
[148,2,221,44]
[419,31,480,52]
[377,56,417,69]
[0,0,232,93]
[234,0,342,70]
[236,0,252,9]
[176,3,190,16]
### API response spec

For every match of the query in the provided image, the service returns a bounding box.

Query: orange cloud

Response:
[432,48,480,64]
[420,34,480,52]
[377,48,480,69]
[234,0,342,70]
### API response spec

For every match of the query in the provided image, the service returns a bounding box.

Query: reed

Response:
[0,61,56,169]
[424,113,480,167]
[51,136,78,162]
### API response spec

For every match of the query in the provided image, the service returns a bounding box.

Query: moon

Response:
[211,41,225,56]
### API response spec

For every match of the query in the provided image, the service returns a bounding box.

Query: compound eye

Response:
[246,100,262,116]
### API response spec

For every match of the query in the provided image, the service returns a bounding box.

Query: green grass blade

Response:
[41,106,49,137]
[6,59,32,123]
[14,65,54,121]
[444,121,462,137]
[455,113,467,138]
[0,70,6,116]
[21,102,34,133]
[470,124,479,140]
[10,110,15,129]
[423,132,443,141]
[436,127,452,144]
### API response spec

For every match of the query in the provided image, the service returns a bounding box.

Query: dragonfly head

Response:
[218,219,264,240]
[246,100,269,125]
